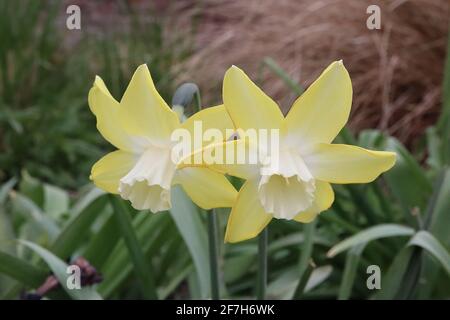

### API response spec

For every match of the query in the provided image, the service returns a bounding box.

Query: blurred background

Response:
[0,0,449,300]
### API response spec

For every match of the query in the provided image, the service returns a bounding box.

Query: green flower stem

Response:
[256,227,268,300]
[188,86,221,299]
[293,220,316,299]
[207,210,220,299]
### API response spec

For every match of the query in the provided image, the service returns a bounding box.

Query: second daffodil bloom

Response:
[88,64,237,212]
[180,61,396,243]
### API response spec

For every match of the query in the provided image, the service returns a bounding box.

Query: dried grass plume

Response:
[170,0,449,145]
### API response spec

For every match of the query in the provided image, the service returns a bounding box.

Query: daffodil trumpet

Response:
[179,60,397,244]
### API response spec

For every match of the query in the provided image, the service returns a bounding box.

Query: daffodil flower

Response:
[180,61,396,243]
[89,64,237,212]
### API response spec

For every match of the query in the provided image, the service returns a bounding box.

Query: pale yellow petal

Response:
[284,61,352,150]
[304,144,396,184]
[225,181,272,243]
[177,139,260,180]
[90,150,138,194]
[88,76,136,152]
[174,167,237,209]
[293,210,318,223]
[294,181,334,222]
[119,64,180,146]
[223,65,284,131]
[181,105,234,147]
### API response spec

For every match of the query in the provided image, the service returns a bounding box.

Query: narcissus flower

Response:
[89,64,237,212]
[180,61,396,243]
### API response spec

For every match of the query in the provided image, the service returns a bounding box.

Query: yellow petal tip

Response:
[92,75,104,89]
[228,65,243,74]
[331,60,346,70]
[385,151,397,169]
[133,64,150,77]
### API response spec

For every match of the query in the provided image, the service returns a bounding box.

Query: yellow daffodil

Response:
[180,61,396,243]
[89,64,237,212]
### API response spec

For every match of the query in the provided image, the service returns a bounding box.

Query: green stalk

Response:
[293,220,316,299]
[256,227,268,300]
[192,88,221,299]
[207,210,220,299]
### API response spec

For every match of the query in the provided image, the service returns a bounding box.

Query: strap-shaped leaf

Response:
[169,186,210,298]
[408,231,450,276]
[19,240,102,300]
[327,224,415,257]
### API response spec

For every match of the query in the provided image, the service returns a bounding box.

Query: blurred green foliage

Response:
[0,0,189,188]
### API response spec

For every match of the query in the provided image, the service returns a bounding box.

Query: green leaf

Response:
[305,265,333,293]
[19,171,44,207]
[0,250,47,287]
[338,243,365,300]
[224,254,255,284]
[346,185,378,224]
[267,266,298,299]
[51,188,107,258]
[425,127,444,169]
[158,264,192,299]
[327,224,415,257]
[262,57,304,95]
[11,192,60,240]
[437,25,450,163]
[408,231,450,276]
[0,207,15,254]
[292,265,313,299]
[269,232,332,250]
[357,129,385,149]
[267,265,332,299]
[109,195,157,299]
[43,184,69,219]
[97,213,169,298]
[427,169,450,245]
[0,177,17,205]
[82,213,120,269]
[374,247,414,299]
[19,240,102,300]
[169,185,210,298]
[383,138,432,217]
[417,169,450,298]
